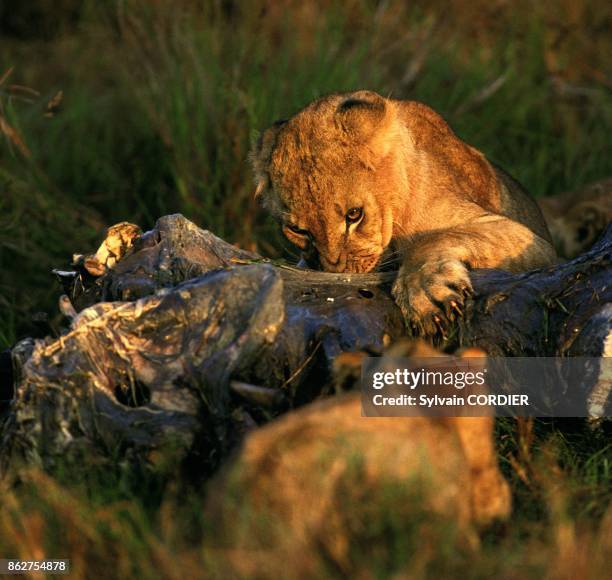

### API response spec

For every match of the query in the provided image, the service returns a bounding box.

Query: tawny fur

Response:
[251,91,557,333]
[205,341,511,576]
[538,177,612,259]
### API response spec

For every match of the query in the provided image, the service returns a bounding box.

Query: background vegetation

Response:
[2,0,612,345]
[0,1,610,577]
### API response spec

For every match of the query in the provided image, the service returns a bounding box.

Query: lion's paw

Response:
[391,259,473,335]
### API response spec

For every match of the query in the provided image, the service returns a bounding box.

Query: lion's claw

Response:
[447,299,463,320]
[392,258,472,336]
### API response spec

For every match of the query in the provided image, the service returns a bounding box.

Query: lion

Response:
[538,177,612,259]
[250,90,557,333]
[204,341,511,577]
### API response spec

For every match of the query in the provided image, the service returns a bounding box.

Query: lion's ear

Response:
[249,119,287,200]
[335,91,395,159]
[457,346,488,382]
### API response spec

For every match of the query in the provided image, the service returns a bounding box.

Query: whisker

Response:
[381,248,403,258]
[378,250,403,263]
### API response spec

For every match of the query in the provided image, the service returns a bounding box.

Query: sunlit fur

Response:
[251,91,555,275]
[251,92,403,273]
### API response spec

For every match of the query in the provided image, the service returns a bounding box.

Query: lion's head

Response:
[250,91,407,273]
[538,178,612,259]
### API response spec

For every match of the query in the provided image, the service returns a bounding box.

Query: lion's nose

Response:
[325,253,340,266]
[319,252,347,273]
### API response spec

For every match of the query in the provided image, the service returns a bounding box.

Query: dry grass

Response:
[0,1,610,576]
[1,0,611,343]
[0,422,609,579]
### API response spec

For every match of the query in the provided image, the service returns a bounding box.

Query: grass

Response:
[0,0,611,576]
[1,0,611,344]
[0,421,609,579]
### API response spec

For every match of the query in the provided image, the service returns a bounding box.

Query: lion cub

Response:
[251,91,556,333]
[538,176,612,259]
[205,342,510,576]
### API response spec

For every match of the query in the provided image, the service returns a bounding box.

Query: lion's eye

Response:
[286,223,309,236]
[346,207,363,224]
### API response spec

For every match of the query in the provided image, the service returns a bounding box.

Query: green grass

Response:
[0,421,609,579]
[1,0,611,342]
[0,0,611,576]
